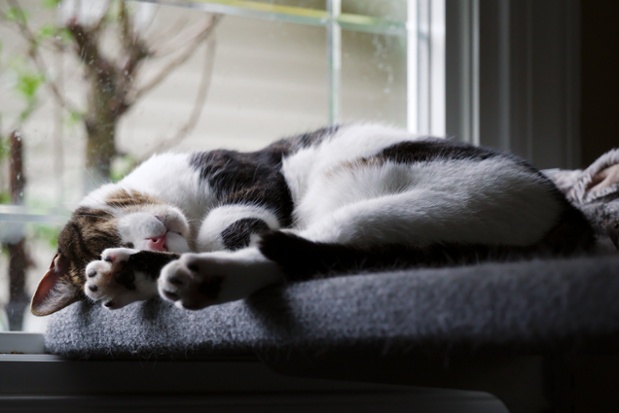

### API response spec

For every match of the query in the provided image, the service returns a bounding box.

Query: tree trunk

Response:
[6,131,29,331]
[82,71,118,193]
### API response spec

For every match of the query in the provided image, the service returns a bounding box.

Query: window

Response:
[0,0,445,332]
[0,2,581,412]
[0,0,580,335]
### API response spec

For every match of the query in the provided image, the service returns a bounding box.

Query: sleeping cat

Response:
[31,124,594,316]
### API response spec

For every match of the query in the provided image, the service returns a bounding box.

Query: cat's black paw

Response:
[84,248,157,309]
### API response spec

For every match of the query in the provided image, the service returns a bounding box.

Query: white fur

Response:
[80,124,565,311]
[283,124,560,246]
[82,153,214,226]
[197,204,281,251]
[292,157,560,246]
[117,208,191,253]
[283,124,414,207]
[85,248,158,309]
[159,247,282,309]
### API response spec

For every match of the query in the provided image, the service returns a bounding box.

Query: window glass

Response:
[340,30,407,125]
[0,0,441,332]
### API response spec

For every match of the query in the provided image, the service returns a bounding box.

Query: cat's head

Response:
[31,187,191,316]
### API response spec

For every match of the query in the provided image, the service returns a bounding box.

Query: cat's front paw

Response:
[84,248,157,309]
[158,254,224,310]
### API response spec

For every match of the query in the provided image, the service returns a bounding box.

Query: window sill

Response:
[0,332,46,354]
[0,335,506,412]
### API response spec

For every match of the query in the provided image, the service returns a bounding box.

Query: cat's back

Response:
[278,123,592,252]
[280,124,418,197]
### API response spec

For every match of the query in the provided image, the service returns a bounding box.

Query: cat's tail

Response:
[258,231,541,282]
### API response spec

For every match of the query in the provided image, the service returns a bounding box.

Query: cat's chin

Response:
[164,231,191,253]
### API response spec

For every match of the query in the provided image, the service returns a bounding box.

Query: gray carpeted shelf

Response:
[45,254,619,359]
[40,150,619,411]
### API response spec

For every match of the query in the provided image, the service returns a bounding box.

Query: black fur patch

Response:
[114,251,181,290]
[114,266,137,291]
[221,218,270,250]
[131,251,180,279]
[259,230,590,282]
[197,275,223,300]
[190,149,294,227]
[277,124,340,150]
[189,125,340,229]
[374,138,500,164]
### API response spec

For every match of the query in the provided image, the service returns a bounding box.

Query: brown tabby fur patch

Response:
[56,207,120,289]
[104,189,162,209]
[56,189,162,289]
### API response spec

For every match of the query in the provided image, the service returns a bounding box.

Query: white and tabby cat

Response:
[31,124,594,316]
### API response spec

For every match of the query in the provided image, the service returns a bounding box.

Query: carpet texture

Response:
[44,253,619,359]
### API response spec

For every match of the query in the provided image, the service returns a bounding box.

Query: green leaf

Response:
[56,27,73,44]
[6,6,28,25]
[0,137,9,160]
[67,110,84,126]
[38,24,57,40]
[15,72,45,101]
[42,0,62,8]
[30,224,59,249]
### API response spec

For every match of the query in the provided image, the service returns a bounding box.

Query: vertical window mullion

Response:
[327,0,342,126]
[408,0,446,136]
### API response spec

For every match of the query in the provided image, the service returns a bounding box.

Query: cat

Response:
[30,124,594,316]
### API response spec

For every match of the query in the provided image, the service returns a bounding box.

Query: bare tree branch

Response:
[143,33,217,157]
[147,17,192,55]
[4,0,80,114]
[129,14,221,105]
[118,3,150,79]
[89,0,113,34]
[66,20,114,78]
[150,17,209,58]
[119,0,134,52]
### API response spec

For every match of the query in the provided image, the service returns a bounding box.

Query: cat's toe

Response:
[84,260,112,301]
[100,247,136,267]
[83,247,152,310]
[158,255,223,310]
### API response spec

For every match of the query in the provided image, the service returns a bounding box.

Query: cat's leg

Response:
[158,247,284,309]
[297,187,561,247]
[85,248,179,309]
[155,204,284,310]
[197,204,282,251]
[257,187,563,279]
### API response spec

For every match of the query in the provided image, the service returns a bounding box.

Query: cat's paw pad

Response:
[84,247,140,309]
[158,254,224,310]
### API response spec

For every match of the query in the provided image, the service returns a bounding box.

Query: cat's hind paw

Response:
[158,254,224,310]
[158,249,283,310]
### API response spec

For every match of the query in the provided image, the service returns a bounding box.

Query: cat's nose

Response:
[147,235,168,252]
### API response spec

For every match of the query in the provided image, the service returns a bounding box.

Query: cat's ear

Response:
[586,163,619,195]
[31,253,81,316]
